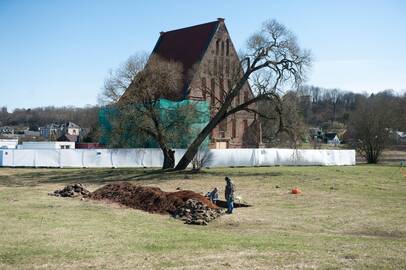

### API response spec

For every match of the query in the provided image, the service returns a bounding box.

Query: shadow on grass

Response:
[0,167,283,187]
[347,228,406,239]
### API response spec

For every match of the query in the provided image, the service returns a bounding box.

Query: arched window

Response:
[244,91,249,103]
[201,78,207,100]
[215,39,220,55]
[221,41,224,56]
[219,119,227,137]
[228,79,232,105]
[243,119,248,131]
[213,59,218,76]
[232,118,237,138]
[210,78,215,106]
[219,60,223,76]
[226,39,230,56]
[220,79,224,102]
[227,80,232,104]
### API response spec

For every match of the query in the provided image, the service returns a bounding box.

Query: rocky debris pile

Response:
[167,190,218,209]
[49,183,90,197]
[174,199,225,225]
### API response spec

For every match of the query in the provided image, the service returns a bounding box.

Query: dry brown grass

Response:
[0,165,405,269]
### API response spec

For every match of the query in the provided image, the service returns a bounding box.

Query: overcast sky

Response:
[1,0,405,110]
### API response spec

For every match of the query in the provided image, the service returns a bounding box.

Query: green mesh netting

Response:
[99,99,210,148]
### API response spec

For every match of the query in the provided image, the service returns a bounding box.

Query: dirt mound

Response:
[89,182,218,215]
[49,183,90,197]
[51,182,223,225]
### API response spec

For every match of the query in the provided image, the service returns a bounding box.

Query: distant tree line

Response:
[295,86,406,163]
[297,86,406,132]
[0,106,100,142]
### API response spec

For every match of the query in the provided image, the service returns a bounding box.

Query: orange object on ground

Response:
[400,168,406,179]
[291,188,302,194]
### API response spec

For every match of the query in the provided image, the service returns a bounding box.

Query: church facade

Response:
[132,18,260,148]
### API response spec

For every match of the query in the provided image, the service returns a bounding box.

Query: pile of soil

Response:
[174,199,225,225]
[89,182,218,215]
[49,183,90,198]
[51,182,226,225]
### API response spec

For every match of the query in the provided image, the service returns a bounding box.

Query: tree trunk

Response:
[175,71,250,170]
[162,147,175,169]
[175,116,223,170]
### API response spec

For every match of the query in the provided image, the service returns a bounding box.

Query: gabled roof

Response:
[152,20,220,96]
[47,123,60,129]
[396,131,406,138]
[324,133,339,140]
[64,122,80,128]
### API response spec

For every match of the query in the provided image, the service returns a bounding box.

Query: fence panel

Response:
[35,150,60,167]
[60,149,84,167]
[13,150,36,167]
[0,148,356,168]
[83,149,113,168]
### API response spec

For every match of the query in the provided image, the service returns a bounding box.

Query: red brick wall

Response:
[188,21,258,148]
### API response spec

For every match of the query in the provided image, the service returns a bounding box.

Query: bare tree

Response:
[100,54,199,169]
[175,19,311,170]
[191,145,213,172]
[99,52,149,105]
[259,91,307,147]
[348,96,393,163]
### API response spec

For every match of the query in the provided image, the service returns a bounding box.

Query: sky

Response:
[0,0,405,110]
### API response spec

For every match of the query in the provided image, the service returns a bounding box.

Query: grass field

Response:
[0,165,405,269]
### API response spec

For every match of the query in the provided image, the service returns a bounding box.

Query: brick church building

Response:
[125,18,261,148]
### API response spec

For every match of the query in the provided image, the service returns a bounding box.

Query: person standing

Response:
[224,176,235,214]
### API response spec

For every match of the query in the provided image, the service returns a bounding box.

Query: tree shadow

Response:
[0,167,283,187]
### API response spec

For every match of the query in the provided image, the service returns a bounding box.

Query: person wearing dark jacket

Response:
[224,176,235,214]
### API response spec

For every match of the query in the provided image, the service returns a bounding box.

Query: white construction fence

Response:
[0,148,356,168]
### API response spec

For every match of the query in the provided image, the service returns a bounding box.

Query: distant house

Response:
[324,132,340,145]
[309,127,323,140]
[61,122,81,136]
[39,122,81,139]
[0,139,18,149]
[39,123,61,138]
[0,126,15,135]
[393,131,406,144]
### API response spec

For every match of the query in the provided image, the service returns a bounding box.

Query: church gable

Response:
[188,19,255,108]
[122,18,253,103]
[120,18,259,148]
[152,20,219,97]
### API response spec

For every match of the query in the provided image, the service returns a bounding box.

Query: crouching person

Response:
[225,176,235,214]
[207,187,219,204]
